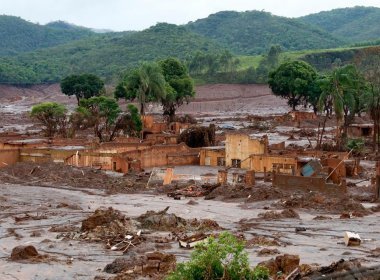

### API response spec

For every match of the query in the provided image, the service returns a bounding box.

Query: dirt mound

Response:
[205,184,283,201]
[82,207,128,231]
[258,209,300,220]
[274,192,370,215]
[137,207,187,231]
[0,162,147,194]
[10,245,39,261]
[303,259,362,278]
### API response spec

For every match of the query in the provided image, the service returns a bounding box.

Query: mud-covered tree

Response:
[30,102,67,137]
[167,231,269,280]
[318,65,365,148]
[115,62,166,115]
[159,58,195,122]
[355,47,380,152]
[60,74,105,105]
[78,96,140,142]
[268,60,317,111]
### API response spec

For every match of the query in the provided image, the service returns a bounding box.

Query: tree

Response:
[60,73,105,105]
[167,231,269,280]
[317,65,364,148]
[355,47,380,152]
[159,58,195,122]
[268,61,317,111]
[116,62,166,115]
[30,102,67,137]
[78,96,135,142]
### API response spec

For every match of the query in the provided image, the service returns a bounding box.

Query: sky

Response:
[1,0,380,31]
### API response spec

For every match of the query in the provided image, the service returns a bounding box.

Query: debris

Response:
[257,248,280,256]
[344,231,361,246]
[179,233,209,249]
[246,236,281,247]
[295,227,306,232]
[104,251,176,278]
[258,209,299,220]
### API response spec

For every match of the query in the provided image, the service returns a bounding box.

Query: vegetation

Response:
[60,74,105,105]
[166,232,269,280]
[30,102,67,137]
[117,62,167,115]
[159,58,195,122]
[300,6,380,43]
[268,61,317,110]
[187,10,342,55]
[77,96,141,142]
[0,23,222,84]
[0,15,94,56]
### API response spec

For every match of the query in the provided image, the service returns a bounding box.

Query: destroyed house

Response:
[347,123,373,138]
[225,133,268,169]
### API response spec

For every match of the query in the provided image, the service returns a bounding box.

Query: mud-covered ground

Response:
[1,163,380,279]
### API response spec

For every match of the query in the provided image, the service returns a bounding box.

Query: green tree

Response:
[60,73,105,105]
[355,47,380,152]
[30,102,67,137]
[268,60,317,111]
[167,232,268,280]
[78,96,121,142]
[116,62,166,115]
[159,58,195,122]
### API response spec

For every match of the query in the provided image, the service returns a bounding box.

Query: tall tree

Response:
[116,62,166,115]
[355,47,380,151]
[60,74,105,105]
[268,60,317,111]
[317,65,362,148]
[159,58,195,122]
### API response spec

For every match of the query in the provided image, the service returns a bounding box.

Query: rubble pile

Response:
[137,207,221,232]
[259,254,300,277]
[165,183,219,198]
[0,162,148,193]
[246,236,282,247]
[104,251,176,280]
[274,192,370,215]
[81,207,136,243]
[205,184,283,201]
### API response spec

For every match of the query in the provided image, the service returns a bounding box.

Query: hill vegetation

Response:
[300,6,380,43]
[187,10,343,55]
[0,23,223,84]
[0,15,95,56]
[1,7,380,85]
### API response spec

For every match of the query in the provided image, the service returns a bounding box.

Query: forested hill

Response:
[186,10,343,55]
[0,23,223,84]
[300,6,380,43]
[0,15,95,56]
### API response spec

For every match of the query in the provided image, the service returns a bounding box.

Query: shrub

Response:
[166,231,269,280]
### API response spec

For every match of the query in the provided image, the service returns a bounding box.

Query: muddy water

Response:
[1,183,380,279]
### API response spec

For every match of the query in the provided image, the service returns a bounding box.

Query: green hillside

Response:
[186,10,343,55]
[0,23,223,84]
[300,6,380,43]
[0,15,95,56]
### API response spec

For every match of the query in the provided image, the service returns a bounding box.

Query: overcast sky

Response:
[1,0,380,31]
